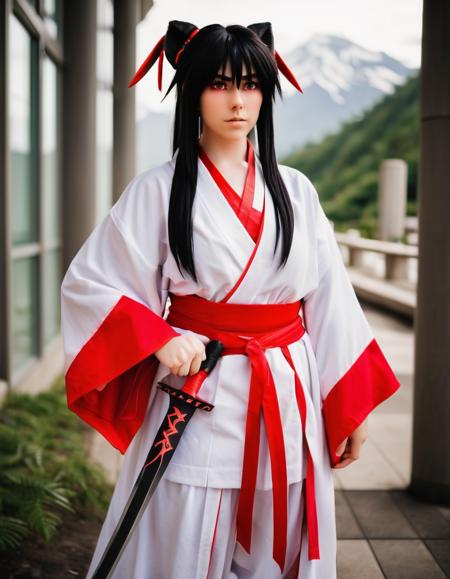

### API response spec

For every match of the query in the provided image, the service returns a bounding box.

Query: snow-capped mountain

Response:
[274,33,417,156]
[136,33,418,171]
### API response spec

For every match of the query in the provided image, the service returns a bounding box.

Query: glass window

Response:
[42,56,61,244]
[96,0,114,222]
[43,0,62,40]
[6,4,64,380]
[9,15,38,246]
[96,23,113,85]
[11,257,39,372]
[43,249,61,344]
[97,0,114,28]
[96,88,113,220]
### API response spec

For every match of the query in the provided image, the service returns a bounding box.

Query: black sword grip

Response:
[199,340,224,373]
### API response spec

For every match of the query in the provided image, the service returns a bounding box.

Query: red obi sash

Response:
[166,293,320,572]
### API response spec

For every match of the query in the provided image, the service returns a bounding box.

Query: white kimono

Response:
[61,148,400,579]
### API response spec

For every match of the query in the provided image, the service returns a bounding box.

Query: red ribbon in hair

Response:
[128,28,303,95]
[128,28,200,92]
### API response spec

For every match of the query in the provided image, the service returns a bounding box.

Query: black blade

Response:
[91,397,196,579]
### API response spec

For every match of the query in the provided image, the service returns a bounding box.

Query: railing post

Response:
[385,255,409,280]
[378,159,408,241]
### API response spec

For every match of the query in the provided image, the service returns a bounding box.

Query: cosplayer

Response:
[61,20,400,579]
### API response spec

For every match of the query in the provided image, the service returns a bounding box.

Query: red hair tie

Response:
[174,28,200,65]
[128,28,200,93]
[128,27,303,95]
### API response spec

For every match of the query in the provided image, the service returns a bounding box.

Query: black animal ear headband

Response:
[128,20,303,94]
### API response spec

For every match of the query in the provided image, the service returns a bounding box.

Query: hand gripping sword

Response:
[91,339,224,579]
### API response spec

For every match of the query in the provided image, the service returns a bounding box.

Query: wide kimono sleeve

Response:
[302,177,401,467]
[60,171,180,454]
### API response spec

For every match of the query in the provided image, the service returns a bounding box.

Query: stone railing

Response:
[334,232,417,318]
[335,232,418,280]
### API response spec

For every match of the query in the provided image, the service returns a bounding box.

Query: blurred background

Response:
[1,1,450,578]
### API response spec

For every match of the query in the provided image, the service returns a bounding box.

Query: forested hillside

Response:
[281,74,419,236]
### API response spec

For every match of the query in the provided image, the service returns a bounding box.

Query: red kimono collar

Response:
[198,139,262,242]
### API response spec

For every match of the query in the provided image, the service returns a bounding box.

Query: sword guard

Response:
[157,382,214,411]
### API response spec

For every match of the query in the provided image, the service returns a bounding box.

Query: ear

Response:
[247,22,274,52]
[165,20,199,68]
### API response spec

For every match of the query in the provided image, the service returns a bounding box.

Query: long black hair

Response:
[162,23,294,283]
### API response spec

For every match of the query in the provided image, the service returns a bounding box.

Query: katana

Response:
[91,339,224,579]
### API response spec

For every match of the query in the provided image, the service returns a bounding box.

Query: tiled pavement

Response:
[88,303,450,578]
[335,489,450,578]
[334,304,450,578]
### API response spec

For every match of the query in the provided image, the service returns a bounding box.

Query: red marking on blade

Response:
[145,407,188,467]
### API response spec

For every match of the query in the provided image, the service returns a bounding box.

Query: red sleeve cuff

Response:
[321,338,401,467]
[65,295,180,453]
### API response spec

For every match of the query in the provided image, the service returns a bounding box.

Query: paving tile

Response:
[345,491,417,538]
[336,491,364,539]
[333,469,343,489]
[391,490,450,538]
[424,540,450,577]
[334,439,407,490]
[439,505,450,525]
[337,539,384,579]
[370,539,447,579]
[364,304,415,378]
[369,413,412,485]
[373,375,412,414]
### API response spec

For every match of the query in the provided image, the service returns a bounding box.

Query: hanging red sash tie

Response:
[166,293,320,571]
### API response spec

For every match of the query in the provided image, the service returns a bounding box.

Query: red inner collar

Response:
[198,139,262,242]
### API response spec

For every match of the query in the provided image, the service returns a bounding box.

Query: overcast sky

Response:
[135,0,423,115]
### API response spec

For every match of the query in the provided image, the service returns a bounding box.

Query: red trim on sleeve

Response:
[321,338,401,467]
[65,295,180,453]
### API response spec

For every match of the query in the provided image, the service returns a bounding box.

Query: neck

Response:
[198,131,248,165]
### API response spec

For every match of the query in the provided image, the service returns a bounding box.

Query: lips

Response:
[226,118,246,122]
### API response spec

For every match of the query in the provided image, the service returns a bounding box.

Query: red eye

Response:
[210,81,226,89]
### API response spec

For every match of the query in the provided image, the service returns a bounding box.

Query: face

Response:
[199,60,263,141]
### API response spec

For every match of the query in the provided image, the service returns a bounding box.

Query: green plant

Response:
[0,378,112,551]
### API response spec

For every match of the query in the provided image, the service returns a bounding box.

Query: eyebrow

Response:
[214,73,258,81]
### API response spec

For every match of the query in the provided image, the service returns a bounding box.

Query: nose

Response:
[229,84,244,108]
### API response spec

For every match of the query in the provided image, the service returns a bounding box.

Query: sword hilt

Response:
[199,340,224,373]
[182,339,223,397]
[158,339,224,400]
[157,382,214,411]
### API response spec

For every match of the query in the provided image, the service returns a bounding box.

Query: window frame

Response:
[1,0,64,386]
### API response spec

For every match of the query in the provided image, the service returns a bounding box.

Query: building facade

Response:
[0,0,152,399]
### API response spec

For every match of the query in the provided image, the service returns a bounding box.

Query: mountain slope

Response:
[274,33,416,157]
[281,73,419,235]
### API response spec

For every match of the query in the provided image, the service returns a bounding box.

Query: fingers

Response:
[335,437,348,458]
[333,457,355,469]
[333,432,367,469]
[188,349,206,375]
[170,334,206,377]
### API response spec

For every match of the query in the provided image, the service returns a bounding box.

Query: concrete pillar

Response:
[411,0,450,505]
[378,159,408,241]
[62,0,97,269]
[113,0,137,202]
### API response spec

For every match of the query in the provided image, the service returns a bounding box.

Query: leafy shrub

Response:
[0,377,112,551]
